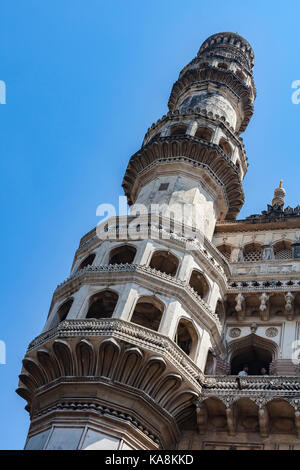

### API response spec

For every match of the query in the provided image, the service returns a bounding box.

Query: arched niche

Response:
[78,253,96,271]
[218,137,232,157]
[216,243,232,261]
[194,126,213,142]
[50,298,73,329]
[169,125,187,136]
[149,250,179,277]
[109,244,137,265]
[273,240,292,260]
[189,269,209,299]
[130,296,164,332]
[86,290,119,319]
[215,300,225,326]
[174,318,198,359]
[229,334,278,375]
[243,242,262,262]
[204,350,215,374]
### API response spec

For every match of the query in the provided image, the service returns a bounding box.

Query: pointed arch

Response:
[130,295,164,331]
[218,137,232,157]
[109,244,137,265]
[86,289,119,319]
[189,269,210,299]
[243,242,262,262]
[149,249,179,277]
[228,333,278,375]
[174,318,199,359]
[78,253,96,271]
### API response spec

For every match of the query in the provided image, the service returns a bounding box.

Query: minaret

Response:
[123,32,255,239]
[17,32,256,450]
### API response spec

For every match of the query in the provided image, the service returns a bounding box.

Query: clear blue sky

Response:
[1,0,300,449]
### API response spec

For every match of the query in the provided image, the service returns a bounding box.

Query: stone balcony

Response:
[196,375,300,440]
[17,319,204,449]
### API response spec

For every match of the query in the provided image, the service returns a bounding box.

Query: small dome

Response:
[272,181,286,206]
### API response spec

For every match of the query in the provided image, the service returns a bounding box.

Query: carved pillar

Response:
[196,400,207,435]
[262,245,274,260]
[259,293,270,321]
[285,292,295,321]
[255,398,269,438]
[224,398,235,437]
[235,293,245,321]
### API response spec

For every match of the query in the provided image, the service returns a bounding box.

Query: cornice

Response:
[122,135,244,220]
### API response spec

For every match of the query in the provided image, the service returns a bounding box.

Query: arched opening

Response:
[216,243,232,261]
[229,334,277,375]
[204,350,215,374]
[215,300,225,325]
[175,319,198,358]
[170,125,187,137]
[217,62,228,70]
[130,296,164,331]
[236,70,246,81]
[149,132,161,142]
[243,243,262,262]
[149,250,179,277]
[194,126,213,142]
[57,298,73,323]
[50,298,74,329]
[78,253,96,270]
[109,244,137,265]
[274,240,292,260]
[189,270,209,299]
[199,62,209,69]
[86,290,118,319]
[218,138,232,157]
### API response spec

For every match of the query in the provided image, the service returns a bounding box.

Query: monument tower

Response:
[18,33,300,451]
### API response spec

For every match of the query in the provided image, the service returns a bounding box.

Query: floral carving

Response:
[229,328,241,338]
[265,327,278,338]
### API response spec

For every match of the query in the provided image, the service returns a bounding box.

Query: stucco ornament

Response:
[265,327,278,338]
[229,327,241,338]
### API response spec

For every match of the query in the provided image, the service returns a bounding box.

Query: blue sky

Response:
[1,0,300,449]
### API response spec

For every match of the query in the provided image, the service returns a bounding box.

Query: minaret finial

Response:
[272,181,286,207]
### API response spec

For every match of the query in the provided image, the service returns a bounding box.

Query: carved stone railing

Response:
[54,264,222,332]
[228,279,300,293]
[27,318,204,386]
[204,375,300,391]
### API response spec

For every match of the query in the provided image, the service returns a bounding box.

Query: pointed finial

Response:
[272,181,286,207]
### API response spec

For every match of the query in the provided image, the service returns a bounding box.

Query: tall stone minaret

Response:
[17,32,256,450]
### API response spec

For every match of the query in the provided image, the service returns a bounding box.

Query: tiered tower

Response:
[17,32,256,450]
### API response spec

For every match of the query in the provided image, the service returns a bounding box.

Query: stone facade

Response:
[17,32,300,450]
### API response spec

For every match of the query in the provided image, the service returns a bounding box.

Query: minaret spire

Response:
[272,181,286,207]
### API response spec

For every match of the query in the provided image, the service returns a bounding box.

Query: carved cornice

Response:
[202,375,300,408]
[31,400,161,446]
[168,67,254,133]
[142,109,247,160]
[228,279,300,294]
[122,136,244,220]
[26,319,203,385]
[17,324,202,447]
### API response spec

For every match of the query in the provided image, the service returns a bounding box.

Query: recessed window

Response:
[159,183,169,191]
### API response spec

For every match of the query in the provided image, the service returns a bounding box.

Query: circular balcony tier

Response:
[168,66,254,134]
[122,136,244,220]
